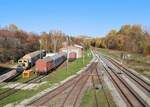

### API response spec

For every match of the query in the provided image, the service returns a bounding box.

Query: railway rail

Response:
[98,55,149,107]
[27,62,96,107]
[92,51,111,107]
[95,66,111,107]
[91,68,99,107]
[0,55,69,104]
[105,56,150,94]
[0,75,45,101]
[62,63,98,107]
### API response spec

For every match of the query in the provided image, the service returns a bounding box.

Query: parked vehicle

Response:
[35,53,67,74]
[18,50,46,69]
[0,69,17,83]
[68,52,77,61]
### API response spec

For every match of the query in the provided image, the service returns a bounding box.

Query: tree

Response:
[99,24,150,55]
[0,26,40,62]
[119,25,131,35]
[6,24,18,32]
[105,30,118,49]
[40,32,49,51]
[144,45,150,55]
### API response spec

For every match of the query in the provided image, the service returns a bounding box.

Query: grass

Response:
[80,71,117,107]
[80,88,93,107]
[11,70,37,83]
[0,50,92,107]
[80,87,117,107]
[98,48,150,79]
[44,56,91,84]
[0,90,38,106]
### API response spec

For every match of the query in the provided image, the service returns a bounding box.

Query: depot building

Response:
[59,44,83,58]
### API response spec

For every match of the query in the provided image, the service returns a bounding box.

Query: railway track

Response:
[92,51,111,107]
[95,66,111,107]
[0,57,77,105]
[91,68,99,107]
[105,56,150,94]
[0,75,45,101]
[61,63,98,107]
[27,62,96,107]
[98,55,149,107]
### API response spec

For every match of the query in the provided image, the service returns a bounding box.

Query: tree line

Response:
[0,24,69,63]
[90,25,150,55]
[0,24,40,62]
[0,24,149,63]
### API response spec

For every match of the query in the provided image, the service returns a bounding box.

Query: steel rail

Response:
[99,56,147,107]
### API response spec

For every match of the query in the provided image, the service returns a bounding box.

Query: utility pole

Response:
[80,43,84,65]
[39,39,42,59]
[46,39,48,54]
[66,36,69,72]
[82,47,84,65]
[53,39,57,53]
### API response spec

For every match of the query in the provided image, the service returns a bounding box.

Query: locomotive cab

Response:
[18,58,29,69]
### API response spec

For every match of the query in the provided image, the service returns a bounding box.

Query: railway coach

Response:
[0,66,24,83]
[18,50,46,69]
[35,53,67,74]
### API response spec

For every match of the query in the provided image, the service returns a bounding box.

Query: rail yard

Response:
[0,49,92,106]
[0,48,149,107]
[1,0,150,106]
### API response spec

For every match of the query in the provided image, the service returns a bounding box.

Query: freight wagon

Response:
[35,53,67,74]
[18,50,46,69]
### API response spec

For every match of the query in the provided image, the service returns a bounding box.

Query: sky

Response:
[0,0,150,37]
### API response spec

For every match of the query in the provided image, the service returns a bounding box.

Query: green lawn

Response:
[98,48,150,79]
[0,50,92,107]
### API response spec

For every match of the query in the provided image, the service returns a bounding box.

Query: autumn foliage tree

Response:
[40,30,67,53]
[0,24,39,62]
[91,24,150,55]
[1,24,150,63]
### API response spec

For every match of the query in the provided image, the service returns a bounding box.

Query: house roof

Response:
[60,44,83,51]
[74,44,83,49]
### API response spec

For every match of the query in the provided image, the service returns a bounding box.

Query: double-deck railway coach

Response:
[35,53,67,74]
